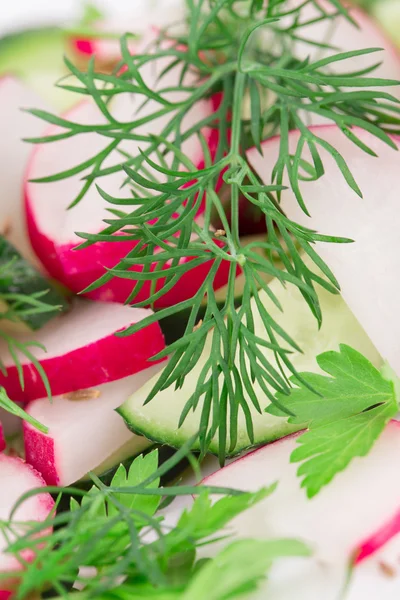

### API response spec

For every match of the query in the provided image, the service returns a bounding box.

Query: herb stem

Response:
[229,71,246,248]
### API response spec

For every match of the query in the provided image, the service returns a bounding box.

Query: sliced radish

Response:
[293,2,400,89]
[71,0,186,65]
[0,76,50,265]
[348,534,400,599]
[0,454,54,597]
[247,126,400,377]
[25,46,228,307]
[71,20,146,66]
[0,299,165,403]
[200,421,400,600]
[23,364,161,486]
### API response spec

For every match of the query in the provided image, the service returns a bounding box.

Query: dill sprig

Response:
[26,0,400,462]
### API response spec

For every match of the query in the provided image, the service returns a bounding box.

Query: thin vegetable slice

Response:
[200,421,400,600]
[247,126,400,376]
[0,299,165,403]
[23,365,161,486]
[0,454,54,598]
[349,533,400,598]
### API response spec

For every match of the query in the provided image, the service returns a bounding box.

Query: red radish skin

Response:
[347,534,400,598]
[0,300,165,403]
[24,425,58,487]
[355,503,400,564]
[73,38,95,56]
[23,364,161,486]
[0,455,54,597]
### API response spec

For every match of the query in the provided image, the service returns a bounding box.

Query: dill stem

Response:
[229,71,246,248]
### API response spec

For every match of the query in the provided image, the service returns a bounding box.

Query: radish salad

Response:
[0,0,400,598]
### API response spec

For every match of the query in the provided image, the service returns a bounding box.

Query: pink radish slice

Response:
[0,299,165,403]
[347,534,400,599]
[355,507,400,564]
[201,422,400,600]
[25,57,228,307]
[23,364,161,486]
[247,126,400,377]
[71,21,140,65]
[0,454,54,596]
[70,1,187,64]
[0,77,50,265]
[292,2,400,90]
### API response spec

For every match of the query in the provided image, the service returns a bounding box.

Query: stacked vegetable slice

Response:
[12,300,165,485]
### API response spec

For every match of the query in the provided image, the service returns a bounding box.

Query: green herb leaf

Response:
[108,450,161,517]
[176,485,276,541]
[268,345,399,497]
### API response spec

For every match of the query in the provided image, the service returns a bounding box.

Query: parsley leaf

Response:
[108,450,160,517]
[267,345,399,497]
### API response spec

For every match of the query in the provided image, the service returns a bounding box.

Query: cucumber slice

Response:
[0,28,76,111]
[119,275,382,456]
[0,236,69,332]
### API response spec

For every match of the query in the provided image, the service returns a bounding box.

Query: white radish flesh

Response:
[0,454,54,595]
[201,421,400,600]
[0,299,165,403]
[0,77,50,265]
[294,3,400,89]
[23,364,161,486]
[247,126,400,376]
